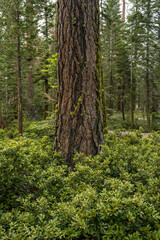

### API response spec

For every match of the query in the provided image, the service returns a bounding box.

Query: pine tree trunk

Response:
[130,4,138,129]
[152,17,160,128]
[146,0,151,132]
[130,43,135,128]
[55,0,104,167]
[122,0,125,23]
[121,79,125,121]
[122,0,126,122]
[108,30,114,110]
[44,77,49,119]
[100,62,107,130]
[16,8,22,136]
[146,39,151,132]
[26,70,35,118]
[44,5,49,120]
[26,0,35,119]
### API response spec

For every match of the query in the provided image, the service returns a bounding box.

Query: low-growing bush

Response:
[0,131,159,239]
[0,129,6,140]
[0,136,53,210]
[24,120,55,139]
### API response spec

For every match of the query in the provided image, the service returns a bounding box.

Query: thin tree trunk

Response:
[130,2,138,128]
[99,0,107,129]
[146,1,151,132]
[122,0,125,23]
[26,71,35,118]
[152,17,160,127]
[44,5,49,120]
[16,8,22,136]
[122,79,125,121]
[122,0,126,120]
[108,29,114,110]
[146,43,151,132]
[130,42,135,128]
[44,77,49,119]
[26,0,35,119]
[55,0,104,167]
[100,54,107,130]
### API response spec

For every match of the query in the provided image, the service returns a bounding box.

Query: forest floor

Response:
[108,130,150,137]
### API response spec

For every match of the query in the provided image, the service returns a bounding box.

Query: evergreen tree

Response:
[23,0,38,119]
[101,0,122,111]
[128,0,160,131]
[101,0,130,121]
[0,0,18,120]
[36,0,57,119]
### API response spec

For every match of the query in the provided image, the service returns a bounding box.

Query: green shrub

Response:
[0,136,53,210]
[24,120,55,139]
[0,129,6,140]
[0,131,159,239]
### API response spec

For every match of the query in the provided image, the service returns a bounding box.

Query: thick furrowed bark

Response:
[55,0,104,167]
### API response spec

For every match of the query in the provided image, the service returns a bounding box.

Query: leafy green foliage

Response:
[5,119,55,139]
[0,129,6,140]
[0,130,160,239]
[42,53,58,88]
[24,119,55,139]
[0,136,53,210]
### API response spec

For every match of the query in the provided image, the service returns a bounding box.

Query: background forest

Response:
[0,0,159,134]
[0,0,160,239]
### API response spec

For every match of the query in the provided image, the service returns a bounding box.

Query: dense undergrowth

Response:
[0,122,160,239]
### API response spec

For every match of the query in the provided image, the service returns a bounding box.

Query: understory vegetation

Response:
[0,122,159,240]
[107,110,160,132]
